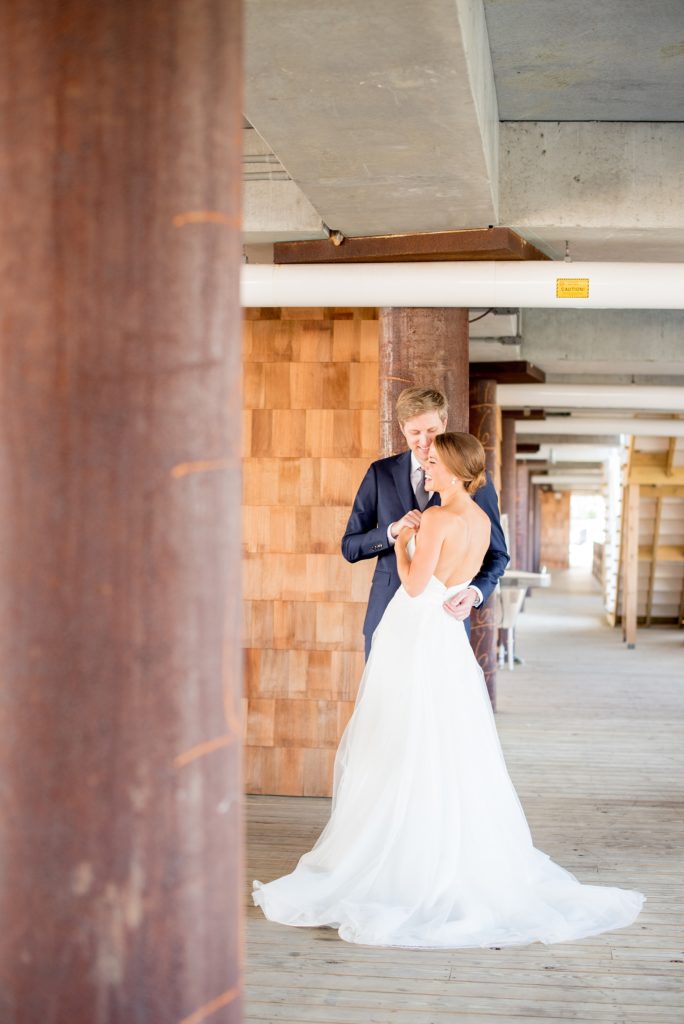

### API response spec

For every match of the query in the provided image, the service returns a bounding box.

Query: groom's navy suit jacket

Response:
[341,450,509,658]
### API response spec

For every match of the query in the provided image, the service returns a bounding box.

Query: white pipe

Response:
[536,445,616,461]
[242,261,684,309]
[499,383,684,412]
[532,473,602,485]
[531,474,604,486]
[516,418,684,437]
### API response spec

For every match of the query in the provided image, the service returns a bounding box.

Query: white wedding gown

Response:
[253,546,646,948]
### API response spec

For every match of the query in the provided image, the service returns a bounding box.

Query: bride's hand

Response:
[398,523,418,545]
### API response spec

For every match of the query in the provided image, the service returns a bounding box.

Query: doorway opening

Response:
[569,493,606,569]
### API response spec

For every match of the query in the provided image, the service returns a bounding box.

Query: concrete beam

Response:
[532,445,618,463]
[501,123,684,261]
[245,0,499,236]
[243,125,324,242]
[518,434,622,447]
[485,2,684,122]
[517,418,684,438]
[520,308,684,377]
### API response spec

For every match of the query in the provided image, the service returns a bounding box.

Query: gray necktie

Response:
[415,468,429,511]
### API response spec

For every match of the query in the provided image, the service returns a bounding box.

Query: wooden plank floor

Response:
[245,569,684,1023]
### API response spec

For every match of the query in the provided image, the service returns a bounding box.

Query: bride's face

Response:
[424,444,455,492]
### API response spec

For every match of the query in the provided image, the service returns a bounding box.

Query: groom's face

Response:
[399,410,447,466]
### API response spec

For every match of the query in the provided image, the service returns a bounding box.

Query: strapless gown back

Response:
[253,556,645,948]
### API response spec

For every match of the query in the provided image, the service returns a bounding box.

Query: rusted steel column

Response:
[515,464,531,570]
[500,412,518,568]
[469,379,498,482]
[469,379,499,708]
[379,308,469,455]
[0,3,243,1022]
[531,483,542,572]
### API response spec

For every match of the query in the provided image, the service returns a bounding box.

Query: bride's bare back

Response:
[432,500,491,587]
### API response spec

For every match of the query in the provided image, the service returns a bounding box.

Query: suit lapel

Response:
[389,450,417,512]
[427,490,441,508]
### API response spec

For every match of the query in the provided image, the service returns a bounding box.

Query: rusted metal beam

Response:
[275,227,550,264]
[469,361,546,384]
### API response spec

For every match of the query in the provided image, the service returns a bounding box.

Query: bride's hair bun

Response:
[465,467,487,495]
[433,433,487,495]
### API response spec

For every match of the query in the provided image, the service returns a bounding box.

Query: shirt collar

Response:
[410,451,433,493]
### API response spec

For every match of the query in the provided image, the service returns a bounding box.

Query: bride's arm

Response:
[396,508,444,597]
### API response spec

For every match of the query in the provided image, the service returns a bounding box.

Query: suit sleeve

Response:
[341,463,394,563]
[470,477,510,606]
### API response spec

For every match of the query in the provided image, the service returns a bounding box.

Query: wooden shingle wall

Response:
[242,309,379,795]
[539,490,571,569]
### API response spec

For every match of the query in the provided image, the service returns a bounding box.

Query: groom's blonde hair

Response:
[396,387,448,426]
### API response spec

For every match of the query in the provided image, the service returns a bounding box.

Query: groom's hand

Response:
[443,588,478,621]
[389,510,422,539]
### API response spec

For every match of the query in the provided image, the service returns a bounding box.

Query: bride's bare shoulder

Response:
[454,500,490,536]
[419,506,448,530]
[469,500,491,528]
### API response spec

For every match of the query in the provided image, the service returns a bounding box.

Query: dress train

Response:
[253,575,645,948]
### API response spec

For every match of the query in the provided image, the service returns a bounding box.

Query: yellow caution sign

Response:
[556,277,590,299]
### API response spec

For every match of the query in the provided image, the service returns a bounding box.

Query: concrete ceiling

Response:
[244,0,684,391]
[484,0,684,121]
[245,0,684,261]
[245,0,499,237]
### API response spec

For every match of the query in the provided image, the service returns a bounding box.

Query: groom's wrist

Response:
[387,523,397,544]
[468,585,483,607]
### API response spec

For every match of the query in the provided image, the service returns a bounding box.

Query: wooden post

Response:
[645,497,663,626]
[378,308,469,455]
[469,378,500,708]
[0,3,243,1020]
[500,412,517,567]
[622,483,640,648]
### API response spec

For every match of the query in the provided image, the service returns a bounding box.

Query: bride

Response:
[253,432,645,948]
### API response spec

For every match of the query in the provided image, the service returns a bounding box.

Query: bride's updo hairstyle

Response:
[433,432,487,495]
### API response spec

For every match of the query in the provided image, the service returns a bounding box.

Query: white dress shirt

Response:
[387,451,483,607]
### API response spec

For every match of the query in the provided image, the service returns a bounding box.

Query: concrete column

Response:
[469,379,499,708]
[500,413,517,567]
[379,308,469,456]
[0,3,243,1021]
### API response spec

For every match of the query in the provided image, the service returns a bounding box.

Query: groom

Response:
[342,386,509,659]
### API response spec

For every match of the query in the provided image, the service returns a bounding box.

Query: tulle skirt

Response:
[253,576,646,948]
